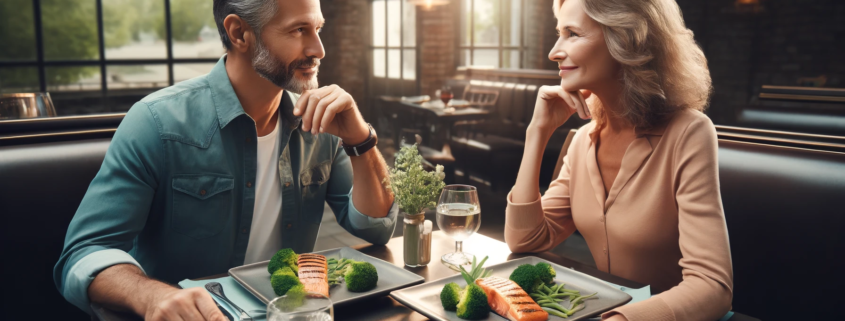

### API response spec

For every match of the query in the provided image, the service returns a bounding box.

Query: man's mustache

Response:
[292,58,320,69]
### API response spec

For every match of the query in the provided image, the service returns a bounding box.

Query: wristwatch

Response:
[341,123,378,157]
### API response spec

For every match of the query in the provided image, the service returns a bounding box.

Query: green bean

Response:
[560,289,580,295]
[536,299,555,304]
[539,302,572,314]
[551,283,565,295]
[570,292,598,305]
[543,307,569,318]
[551,293,577,299]
[566,303,585,316]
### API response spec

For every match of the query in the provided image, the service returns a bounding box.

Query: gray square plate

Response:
[390,256,632,321]
[229,247,425,306]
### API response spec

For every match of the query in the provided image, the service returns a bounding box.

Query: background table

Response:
[93,232,757,321]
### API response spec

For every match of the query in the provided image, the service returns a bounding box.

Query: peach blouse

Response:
[505,110,733,321]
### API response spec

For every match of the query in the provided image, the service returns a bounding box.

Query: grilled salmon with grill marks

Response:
[297,253,329,297]
[475,276,548,321]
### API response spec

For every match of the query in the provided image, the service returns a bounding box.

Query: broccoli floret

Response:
[271,284,306,312]
[268,248,298,275]
[535,262,556,285]
[440,282,462,311]
[285,284,306,307]
[509,264,543,292]
[271,266,301,296]
[456,284,489,319]
[344,261,378,292]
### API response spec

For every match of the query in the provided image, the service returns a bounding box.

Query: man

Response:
[53,0,397,320]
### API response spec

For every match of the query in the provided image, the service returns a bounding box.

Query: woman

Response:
[505,0,732,320]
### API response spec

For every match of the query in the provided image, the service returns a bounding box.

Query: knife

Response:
[215,301,235,321]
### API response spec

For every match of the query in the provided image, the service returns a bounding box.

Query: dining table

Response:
[378,96,490,153]
[91,231,758,321]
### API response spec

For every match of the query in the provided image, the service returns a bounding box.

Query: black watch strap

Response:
[342,123,378,157]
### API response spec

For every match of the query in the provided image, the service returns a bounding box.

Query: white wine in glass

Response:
[436,185,481,268]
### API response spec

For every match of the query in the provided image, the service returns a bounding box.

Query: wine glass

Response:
[267,292,333,321]
[440,86,454,106]
[436,185,481,268]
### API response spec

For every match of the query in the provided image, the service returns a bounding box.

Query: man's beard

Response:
[251,37,319,94]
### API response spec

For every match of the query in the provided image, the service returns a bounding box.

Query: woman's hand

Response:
[529,84,591,136]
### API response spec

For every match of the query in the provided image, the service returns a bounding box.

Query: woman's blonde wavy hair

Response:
[554,0,712,130]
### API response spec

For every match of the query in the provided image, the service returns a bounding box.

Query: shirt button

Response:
[286,223,293,229]
[241,228,247,234]
[599,217,604,223]
[200,189,206,196]
[247,182,253,188]
[284,182,291,187]
[246,137,252,143]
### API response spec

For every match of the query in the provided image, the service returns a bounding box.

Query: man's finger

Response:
[311,91,341,135]
[320,97,349,134]
[294,90,312,116]
[195,291,228,321]
[301,92,324,132]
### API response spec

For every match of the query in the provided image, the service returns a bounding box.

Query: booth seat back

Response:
[0,138,112,321]
[718,140,845,320]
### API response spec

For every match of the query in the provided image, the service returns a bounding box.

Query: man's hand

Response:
[145,287,228,321]
[293,84,370,145]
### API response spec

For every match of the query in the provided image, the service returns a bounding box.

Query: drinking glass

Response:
[0,93,56,120]
[440,86,454,106]
[436,185,481,268]
[267,292,333,321]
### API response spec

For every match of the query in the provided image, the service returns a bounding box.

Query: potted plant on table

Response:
[385,143,446,267]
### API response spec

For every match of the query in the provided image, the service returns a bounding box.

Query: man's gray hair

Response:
[213,0,278,50]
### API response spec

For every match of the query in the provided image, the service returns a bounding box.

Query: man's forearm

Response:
[88,263,177,317]
[349,148,394,218]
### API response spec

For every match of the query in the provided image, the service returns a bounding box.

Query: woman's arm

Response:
[602,115,733,321]
[505,86,590,253]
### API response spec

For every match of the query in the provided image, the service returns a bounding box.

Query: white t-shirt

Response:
[244,116,284,264]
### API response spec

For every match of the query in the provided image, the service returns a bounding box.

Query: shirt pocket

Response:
[300,161,331,225]
[171,174,235,240]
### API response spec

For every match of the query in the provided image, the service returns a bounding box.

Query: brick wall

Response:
[676,0,845,124]
[524,0,558,70]
[418,2,458,97]
[318,0,370,115]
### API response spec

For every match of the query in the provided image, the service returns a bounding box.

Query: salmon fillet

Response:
[297,253,329,297]
[476,276,548,321]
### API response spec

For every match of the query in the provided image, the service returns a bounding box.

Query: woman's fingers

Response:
[560,88,586,120]
[576,90,591,119]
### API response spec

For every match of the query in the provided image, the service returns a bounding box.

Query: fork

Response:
[205,282,254,321]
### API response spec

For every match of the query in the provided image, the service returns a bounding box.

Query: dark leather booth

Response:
[1,112,843,320]
[1,116,119,321]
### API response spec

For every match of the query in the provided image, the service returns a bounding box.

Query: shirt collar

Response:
[209,55,302,129]
[587,118,667,143]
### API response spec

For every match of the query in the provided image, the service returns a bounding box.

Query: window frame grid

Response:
[459,0,527,69]
[370,0,416,80]
[0,0,220,111]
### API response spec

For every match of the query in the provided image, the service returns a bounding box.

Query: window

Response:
[0,0,221,115]
[459,0,526,69]
[371,0,416,80]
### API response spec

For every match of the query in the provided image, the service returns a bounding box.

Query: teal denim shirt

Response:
[53,56,398,314]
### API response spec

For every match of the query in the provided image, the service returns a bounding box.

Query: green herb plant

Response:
[385,144,446,215]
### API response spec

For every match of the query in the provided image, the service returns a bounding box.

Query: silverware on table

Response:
[205,282,253,321]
